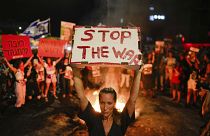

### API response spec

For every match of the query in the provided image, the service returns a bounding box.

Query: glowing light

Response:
[116,100,126,112]
[149,15,165,21]
[154,15,158,19]
[149,7,154,11]
[149,16,154,21]
[18,26,22,30]
[67,46,72,51]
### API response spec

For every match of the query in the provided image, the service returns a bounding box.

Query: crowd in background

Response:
[139,42,210,124]
[0,42,210,132]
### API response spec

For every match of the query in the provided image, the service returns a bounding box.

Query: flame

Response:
[84,67,143,118]
[116,100,126,112]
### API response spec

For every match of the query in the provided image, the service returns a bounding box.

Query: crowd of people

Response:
[0,42,210,134]
[0,43,209,112]
[140,43,210,111]
[0,52,74,108]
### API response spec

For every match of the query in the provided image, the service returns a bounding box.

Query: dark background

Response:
[0,0,209,43]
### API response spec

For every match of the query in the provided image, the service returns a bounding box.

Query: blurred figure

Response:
[153,48,165,92]
[38,56,62,102]
[178,52,189,99]
[26,61,40,100]
[165,51,176,97]
[33,59,45,97]
[120,68,131,88]
[4,55,33,108]
[171,62,182,103]
[186,71,198,107]
[142,52,155,97]
[198,74,210,136]
[59,58,74,98]
[186,49,200,107]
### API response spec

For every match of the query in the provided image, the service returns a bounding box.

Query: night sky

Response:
[0,0,210,42]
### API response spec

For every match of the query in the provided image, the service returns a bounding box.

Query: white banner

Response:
[71,26,142,65]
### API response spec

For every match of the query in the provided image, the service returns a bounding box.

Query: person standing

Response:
[38,56,62,102]
[165,51,176,97]
[59,58,74,98]
[171,63,182,103]
[73,64,143,136]
[4,55,33,108]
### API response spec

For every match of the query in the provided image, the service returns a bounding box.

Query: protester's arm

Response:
[195,56,200,65]
[4,58,17,73]
[24,55,34,68]
[72,66,88,111]
[152,51,155,64]
[126,66,143,117]
[37,55,44,66]
[59,68,65,74]
[54,57,63,65]
[186,56,192,66]
[26,64,32,77]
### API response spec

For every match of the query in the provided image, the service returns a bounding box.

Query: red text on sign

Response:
[81,30,131,44]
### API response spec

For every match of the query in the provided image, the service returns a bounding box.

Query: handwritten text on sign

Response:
[38,38,67,58]
[71,27,141,65]
[1,35,32,60]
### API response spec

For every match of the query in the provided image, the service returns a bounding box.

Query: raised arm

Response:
[54,57,63,65]
[26,63,33,77]
[126,66,143,117]
[4,58,17,73]
[37,55,44,65]
[24,55,34,68]
[72,66,88,111]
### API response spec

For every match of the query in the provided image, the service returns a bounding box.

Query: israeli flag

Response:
[21,18,50,39]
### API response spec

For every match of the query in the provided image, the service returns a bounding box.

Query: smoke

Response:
[80,0,129,26]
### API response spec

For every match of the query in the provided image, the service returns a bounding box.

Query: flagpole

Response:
[49,18,51,37]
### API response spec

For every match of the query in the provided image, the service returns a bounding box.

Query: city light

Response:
[18,26,22,30]
[149,15,165,21]
[149,6,154,11]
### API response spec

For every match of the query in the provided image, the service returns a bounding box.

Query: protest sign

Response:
[1,35,32,60]
[38,38,67,58]
[71,26,142,65]
[60,21,75,43]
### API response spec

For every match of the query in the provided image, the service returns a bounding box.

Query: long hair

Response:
[99,87,121,125]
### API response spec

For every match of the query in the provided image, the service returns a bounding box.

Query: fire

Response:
[115,100,126,112]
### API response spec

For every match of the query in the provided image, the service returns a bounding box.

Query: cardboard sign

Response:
[60,21,75,43]
[1,35,32,60]
[38,38,67,58]
[71,26,142,65]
